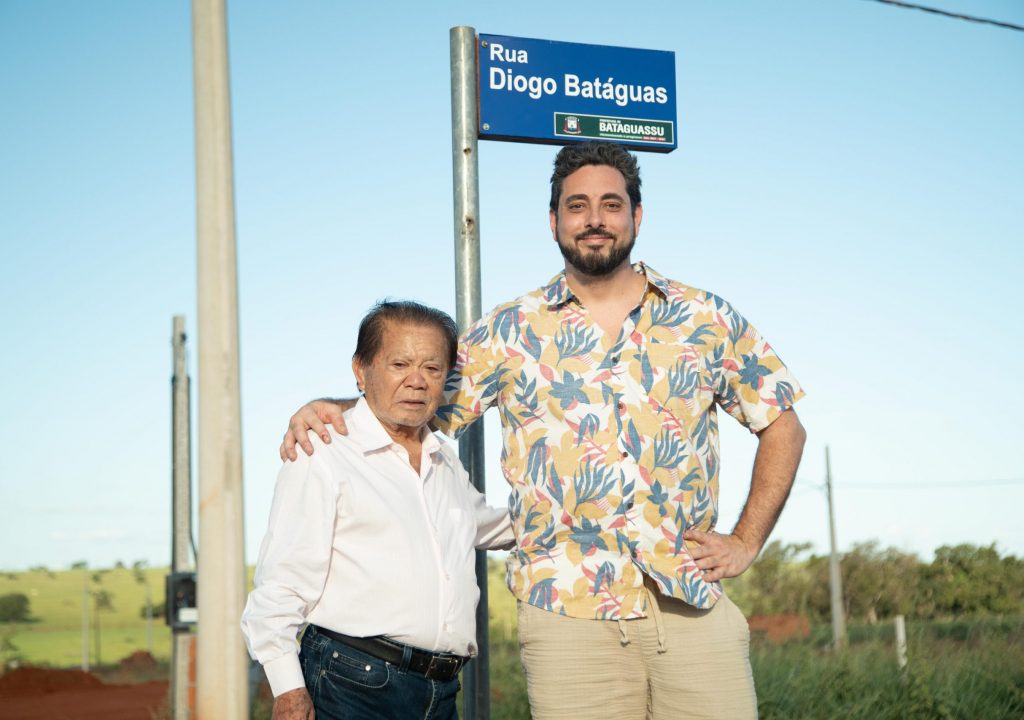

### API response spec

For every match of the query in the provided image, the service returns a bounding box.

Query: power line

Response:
[863,0,1024,32]
[839,478,1024,489]
[793,476,1024,490]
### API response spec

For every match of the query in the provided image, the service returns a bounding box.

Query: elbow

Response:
[764,408,806,451]
[793,413,807,449]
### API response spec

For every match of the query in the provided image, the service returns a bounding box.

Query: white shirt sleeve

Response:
[463,475,514,550]
[241,447,341,697]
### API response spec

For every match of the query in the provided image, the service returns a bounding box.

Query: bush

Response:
[0,593,31,623]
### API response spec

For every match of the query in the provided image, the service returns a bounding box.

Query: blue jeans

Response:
[300,626,461,720]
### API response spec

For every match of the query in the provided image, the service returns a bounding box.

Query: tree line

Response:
[5,547,1022,626]
[729,541,1024,623]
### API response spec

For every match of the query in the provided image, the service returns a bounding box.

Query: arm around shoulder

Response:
[280,397,358,461]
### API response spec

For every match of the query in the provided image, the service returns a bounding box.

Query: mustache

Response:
[574,228,615,241]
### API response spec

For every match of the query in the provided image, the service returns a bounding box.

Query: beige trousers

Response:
[517,579,757,720]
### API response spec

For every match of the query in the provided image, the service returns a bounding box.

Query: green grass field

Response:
[4,564,1023,719]
[0,566,172,668]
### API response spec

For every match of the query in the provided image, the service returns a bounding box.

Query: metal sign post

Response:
[450,25,489,720]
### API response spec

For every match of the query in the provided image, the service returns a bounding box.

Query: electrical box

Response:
[166,571,197,631]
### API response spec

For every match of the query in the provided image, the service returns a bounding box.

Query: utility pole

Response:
[192,0,248,717]
[450,26,489,720]
[93,588,101,668]
[81,571,89,672]
[145,582,153,655]
[171,315,193,719]
[826,446,847,650]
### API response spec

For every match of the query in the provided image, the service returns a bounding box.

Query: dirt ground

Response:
[748,613,812,643]
[0,653,169,720]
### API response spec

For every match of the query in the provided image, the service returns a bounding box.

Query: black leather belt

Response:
[311,625,468,682]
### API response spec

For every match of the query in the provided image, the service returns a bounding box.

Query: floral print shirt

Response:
[436,263,804,619]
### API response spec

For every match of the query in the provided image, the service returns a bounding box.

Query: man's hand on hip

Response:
[279,399,353,461]
[272,688,315,720]
[683,529,758,583]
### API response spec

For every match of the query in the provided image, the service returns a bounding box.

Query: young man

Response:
[243,301,512,720]
[281,142,806,719]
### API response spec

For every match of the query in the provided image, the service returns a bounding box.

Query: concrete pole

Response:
[191,1,248,718]
[826,446,847,650]
[450,26,489,720]
[171,316,193,719]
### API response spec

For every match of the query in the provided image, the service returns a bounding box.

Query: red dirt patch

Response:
[0,667,168,720]
[748,613,811,643]
[0,667,104,698]
[118,651,157,673]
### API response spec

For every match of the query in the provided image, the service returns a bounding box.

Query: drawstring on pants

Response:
[646,582,667,653]
[619,580,668,652]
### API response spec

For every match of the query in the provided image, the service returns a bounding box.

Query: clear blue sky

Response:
[1,1,1021,571]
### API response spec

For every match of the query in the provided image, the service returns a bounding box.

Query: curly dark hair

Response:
[549,141,642,213]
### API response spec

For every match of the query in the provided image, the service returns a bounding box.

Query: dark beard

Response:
[557,228,636,277]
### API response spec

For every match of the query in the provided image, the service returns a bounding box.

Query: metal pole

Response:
[894,614,907,669]
[192,1,248,718]
[81,571,89,672]
[171,315,193,720]
[145,582,153,655]
[450,25,489,720]
[826,446,847,650]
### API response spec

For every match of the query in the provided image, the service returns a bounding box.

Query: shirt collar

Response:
[347,397,442,457]
[542,261,671,307]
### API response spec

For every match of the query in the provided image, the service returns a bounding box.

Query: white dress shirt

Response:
[241,398,514,697]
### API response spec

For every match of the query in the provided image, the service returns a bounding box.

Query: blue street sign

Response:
[478,33,677,152]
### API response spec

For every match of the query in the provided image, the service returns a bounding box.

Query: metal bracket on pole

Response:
[450,25,489,720]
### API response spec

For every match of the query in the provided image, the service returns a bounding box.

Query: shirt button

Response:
[617,402,625,412]
[625,500,634,509]
[620,451,628,459]
[611,354,620,364]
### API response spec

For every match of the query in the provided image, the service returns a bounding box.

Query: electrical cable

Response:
[863,0,1024,32]
[838,478,1024,489]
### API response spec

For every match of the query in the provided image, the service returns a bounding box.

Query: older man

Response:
[242,300,513,720]
[281,141,806,720]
